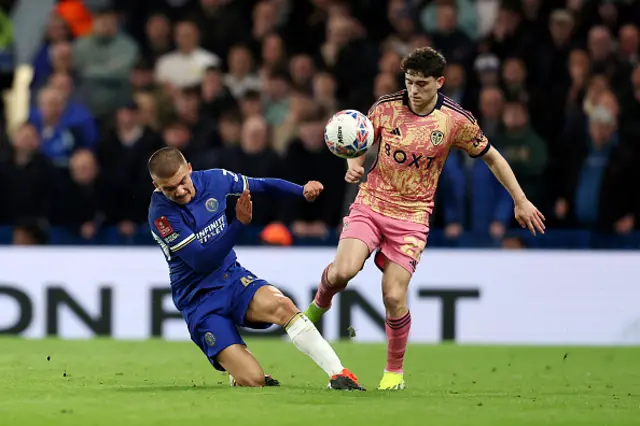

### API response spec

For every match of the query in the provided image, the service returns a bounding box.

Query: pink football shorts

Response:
[339,203,429,274]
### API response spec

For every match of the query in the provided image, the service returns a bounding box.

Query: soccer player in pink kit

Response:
[304,47,546,390]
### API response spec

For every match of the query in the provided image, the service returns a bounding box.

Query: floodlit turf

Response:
[0,338,638,426]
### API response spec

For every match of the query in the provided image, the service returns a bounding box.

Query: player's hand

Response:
[345,165,364,184]
[236,190,253,225]
[303,181,324,201]
[514,198,546,236]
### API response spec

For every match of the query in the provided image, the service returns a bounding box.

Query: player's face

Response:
[404,73,444,111]
[153,163,195,205]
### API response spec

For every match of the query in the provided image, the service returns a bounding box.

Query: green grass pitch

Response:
[0,338,638,425]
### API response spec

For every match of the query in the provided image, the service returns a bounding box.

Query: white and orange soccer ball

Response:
[324,109,375,159]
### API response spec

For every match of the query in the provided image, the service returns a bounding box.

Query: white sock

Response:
[285,313,344,377]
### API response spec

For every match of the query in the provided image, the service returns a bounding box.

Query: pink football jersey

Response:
[353,90,490,225]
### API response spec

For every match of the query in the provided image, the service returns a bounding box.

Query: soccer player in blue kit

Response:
[147,147,364,390]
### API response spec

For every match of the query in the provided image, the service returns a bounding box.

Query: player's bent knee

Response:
[382,289,407,311]
[274,296,298,325]
[331,260,360,286]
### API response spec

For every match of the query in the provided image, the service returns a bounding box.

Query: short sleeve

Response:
[453,117,491,158]
[367,100,384,144]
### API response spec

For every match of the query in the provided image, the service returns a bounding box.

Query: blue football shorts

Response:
[186,263,273,371]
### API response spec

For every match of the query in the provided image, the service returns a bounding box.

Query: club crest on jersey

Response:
[431,130,444,146]
[204,332,216,347]
[205,198,219,213]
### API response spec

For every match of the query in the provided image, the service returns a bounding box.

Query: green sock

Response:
[303,301,329,323]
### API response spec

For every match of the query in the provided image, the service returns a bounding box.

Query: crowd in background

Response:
[0,0,639,247]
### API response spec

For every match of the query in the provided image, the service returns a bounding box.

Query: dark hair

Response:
[267,67,291,84]
[401,47,447,78]
[163,120,191,132]
[148,147,187,178]
[242,90,262,101]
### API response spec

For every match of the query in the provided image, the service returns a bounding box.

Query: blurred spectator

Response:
[217,116,282,226]
[271,90,316,154]
[532,10,575,90]
[556,106,636,233]
[619,66,640,147]
[429,2,475,69]
[133,90,162,131]
[442,63,471,107]
[587,25,633,90]
[420,0,478,41]
[484,4,532,61]
[282,107,346,237]
[477,86,504,140]
[319,14,378,111]
[468,87,512,237]
[73,8,139,120]
[618,24,639,66]
[44,72,97,140]
[314,71,339,112]
[216,109,242,147]
[129,59,156,91]
[173,85,220,151]
[499,101,548,209]
[50,149,102,240]
[30,12,74,99]
[161,120,201,163]
[0,124,57,226]
[140,13,173,66]
[239,90,264,119]
[373,72,398,101]
[200,66,238,120]
[28,87,97,169]
[500,57,529,104]
[263,68,292,127]
[224,44,262,99]
[12,218,49,246]
[385,0,419,56]
[97,102,163,232]
[261,32,287,70]
[185,0,250,62]
[51,41,74,74]
[253,1,281,45]
[289,54,316,92]
[155,20,220,91]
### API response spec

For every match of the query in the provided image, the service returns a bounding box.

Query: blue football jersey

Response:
[148,169,250,312]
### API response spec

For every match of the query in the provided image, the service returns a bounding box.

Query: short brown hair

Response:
[401,47,447,78]
[148,147,187,178]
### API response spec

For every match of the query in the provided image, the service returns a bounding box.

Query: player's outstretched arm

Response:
[481,146,546,236]
[220,169,323,201]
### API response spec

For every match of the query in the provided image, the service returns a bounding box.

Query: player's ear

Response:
[152,180,158,189]
[187,162,193,173]
[436,76,445,89]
